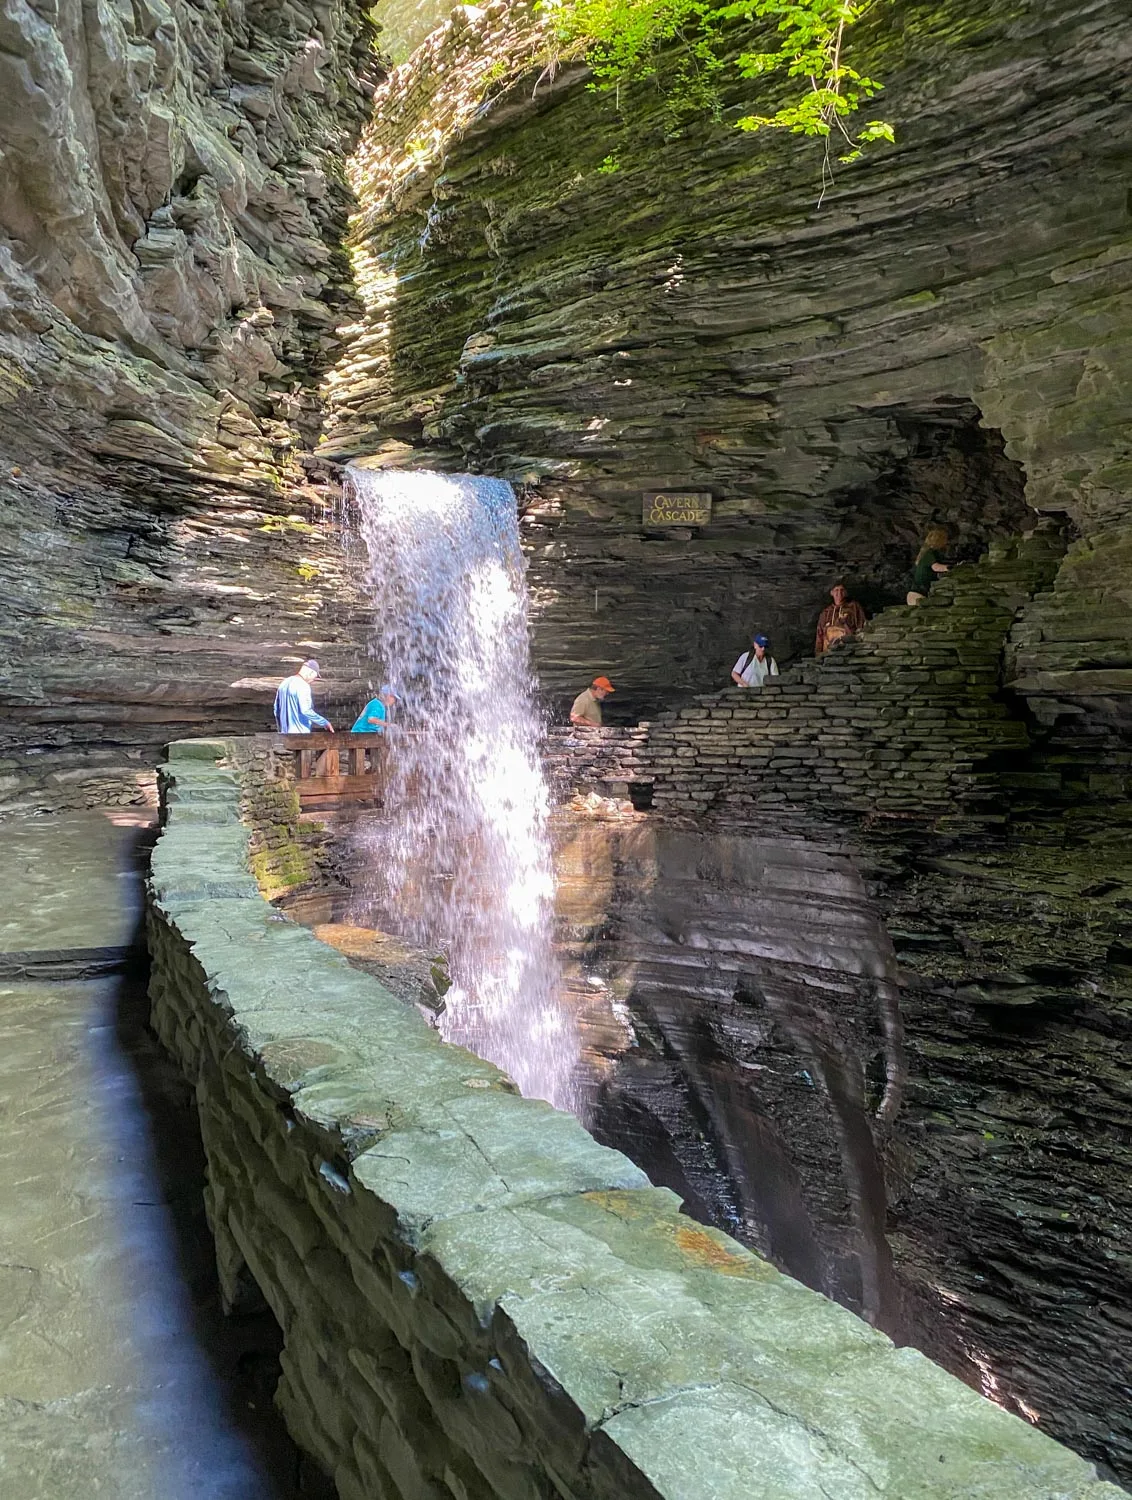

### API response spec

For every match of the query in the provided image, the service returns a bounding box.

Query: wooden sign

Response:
[642,491,712,527]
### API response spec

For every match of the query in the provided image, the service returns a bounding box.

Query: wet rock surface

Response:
[0,811,307,1499]
[329,0,1132,720]
[551,806,1132,1483]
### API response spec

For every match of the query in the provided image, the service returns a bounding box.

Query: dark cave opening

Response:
[546,398,1049,728]
[827,399,1041,619]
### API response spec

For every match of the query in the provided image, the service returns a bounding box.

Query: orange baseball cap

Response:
[593,675,615,691]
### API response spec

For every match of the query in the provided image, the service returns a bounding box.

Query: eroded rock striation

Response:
[327,0,1132,720]
[0,0,377,471]
[0,0,383,805]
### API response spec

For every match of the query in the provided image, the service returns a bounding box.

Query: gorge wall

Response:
[309,44,1132,1475]
[3,0,1129,784]
[326,0,1132,722]
[0,0,381,807]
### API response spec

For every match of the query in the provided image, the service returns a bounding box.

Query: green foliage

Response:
[597,152,623,172]
[544,0,894,173]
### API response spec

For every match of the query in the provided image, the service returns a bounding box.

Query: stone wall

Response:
[542,724,652,804]
[642,528,1065,818]
[145,736,1125,1500]
[231,735,339,899]
[536,527,1069,819]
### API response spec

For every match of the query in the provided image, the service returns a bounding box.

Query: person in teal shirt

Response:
[352,685,395,733]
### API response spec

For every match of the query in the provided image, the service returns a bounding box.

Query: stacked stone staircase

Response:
[640,529,1066,821]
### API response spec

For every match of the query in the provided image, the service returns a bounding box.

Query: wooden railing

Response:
[280,732,387,812]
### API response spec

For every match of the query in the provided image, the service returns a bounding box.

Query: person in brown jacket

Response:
[815,584,867,655]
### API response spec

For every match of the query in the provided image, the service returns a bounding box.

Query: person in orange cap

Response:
[570,675,615,727]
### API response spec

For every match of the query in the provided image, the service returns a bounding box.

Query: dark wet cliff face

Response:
[0,0,381,807]
[552,809,1132,1482]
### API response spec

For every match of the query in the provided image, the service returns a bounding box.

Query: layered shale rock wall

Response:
[146,737,1125,1500]
[4,0,1130,788]
[0,0,376,472]
[326,0,1132,722]
[0,0,382,807]
[554,791,1132,1478]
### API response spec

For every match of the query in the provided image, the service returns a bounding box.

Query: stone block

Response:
[276,1358,341,1477]
[351,1091,647,1242]
[442,1453,504,1500]
[165,738,231,763]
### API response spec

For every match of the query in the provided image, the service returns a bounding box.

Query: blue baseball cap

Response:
[753,634,769,648]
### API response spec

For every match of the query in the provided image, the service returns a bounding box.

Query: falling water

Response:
[346,466,578,1111]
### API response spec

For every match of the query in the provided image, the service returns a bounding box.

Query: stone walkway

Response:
[0,811,302,1500]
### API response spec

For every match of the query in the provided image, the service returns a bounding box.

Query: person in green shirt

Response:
[907,526,950,605]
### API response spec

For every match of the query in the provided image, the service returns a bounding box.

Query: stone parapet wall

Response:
[146,736,1124,1500]
[229,735,339,900]
[642,531,1063,819]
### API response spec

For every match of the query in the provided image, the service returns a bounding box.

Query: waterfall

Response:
[345,466,577,1111]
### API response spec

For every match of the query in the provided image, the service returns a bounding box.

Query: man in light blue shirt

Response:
[351,685,395,733]
[274,659,334,733]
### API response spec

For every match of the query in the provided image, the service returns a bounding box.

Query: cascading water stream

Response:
[345,466,578,1112]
